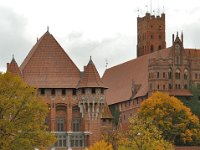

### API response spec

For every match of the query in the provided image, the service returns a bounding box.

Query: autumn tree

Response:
[118,115,174,150]
[85,140,113,150]
[0,73,56,150]
[138,92,200,146]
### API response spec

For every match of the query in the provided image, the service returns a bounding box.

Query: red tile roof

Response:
[7,58,22,77]
[77,57,107,88]
[102,47,200,105]
[20,31,80,88]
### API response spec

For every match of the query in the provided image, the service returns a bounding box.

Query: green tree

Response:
[118,115,174,150]
[138,92,200,146]
[0,73,56,150]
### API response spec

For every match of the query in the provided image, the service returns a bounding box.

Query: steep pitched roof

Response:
[20,31,80,88]
[7,57,22,77]
[77,57,107,88]
[102,47,196,105]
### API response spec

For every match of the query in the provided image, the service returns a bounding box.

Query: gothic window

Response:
[71,135,84,147]
[57,118,64,131]
[151,35,153,39]
[157,72,159,78]
[195,73,198,79]
[150,45,154,53]
[73,118,80,131]
[184,69,189,80]
[157,84,159,90]
[168,68,172,79]
[175,69,181,79]
[163,72,165,78]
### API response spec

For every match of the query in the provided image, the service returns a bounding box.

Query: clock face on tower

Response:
[175,44,180,55]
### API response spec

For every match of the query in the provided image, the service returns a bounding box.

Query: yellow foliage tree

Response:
[86,140,113,150]
[0,73,56,150]
[118,115,174,150]
[138,92,200,145]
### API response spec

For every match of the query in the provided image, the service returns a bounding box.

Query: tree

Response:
[85,140,113,150]
[138,92,200,146]
[0,73,56,150]
[118,115,174,150]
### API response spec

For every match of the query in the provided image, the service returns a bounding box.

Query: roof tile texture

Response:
[20,32,80,88]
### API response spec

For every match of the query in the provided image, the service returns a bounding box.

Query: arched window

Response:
[175,69,181,79]
[168,68,172,79]
[184,69,189,80]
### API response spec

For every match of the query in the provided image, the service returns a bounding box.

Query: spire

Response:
[88,56,93,65]
[47,26,49,33]
[11,54,16,63]
[77,57,107,88]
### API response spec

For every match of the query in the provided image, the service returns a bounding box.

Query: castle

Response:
[6,11,200,149]
[102,12,200,128]
[7,31,112,150]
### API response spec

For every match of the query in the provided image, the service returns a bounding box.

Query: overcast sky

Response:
[1,0,200,76]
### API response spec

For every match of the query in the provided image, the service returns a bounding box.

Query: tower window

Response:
[150,35,153,39]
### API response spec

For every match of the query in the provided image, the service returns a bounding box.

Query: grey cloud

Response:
[182,19,200,49]
[0,6,31,72]
[63,32,136,76]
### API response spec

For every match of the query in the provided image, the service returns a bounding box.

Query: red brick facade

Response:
[137,13,166,57]
[102,13,200,130]
[7,32,112,150]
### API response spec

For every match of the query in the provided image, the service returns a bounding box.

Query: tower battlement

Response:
[137,12,166,57]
